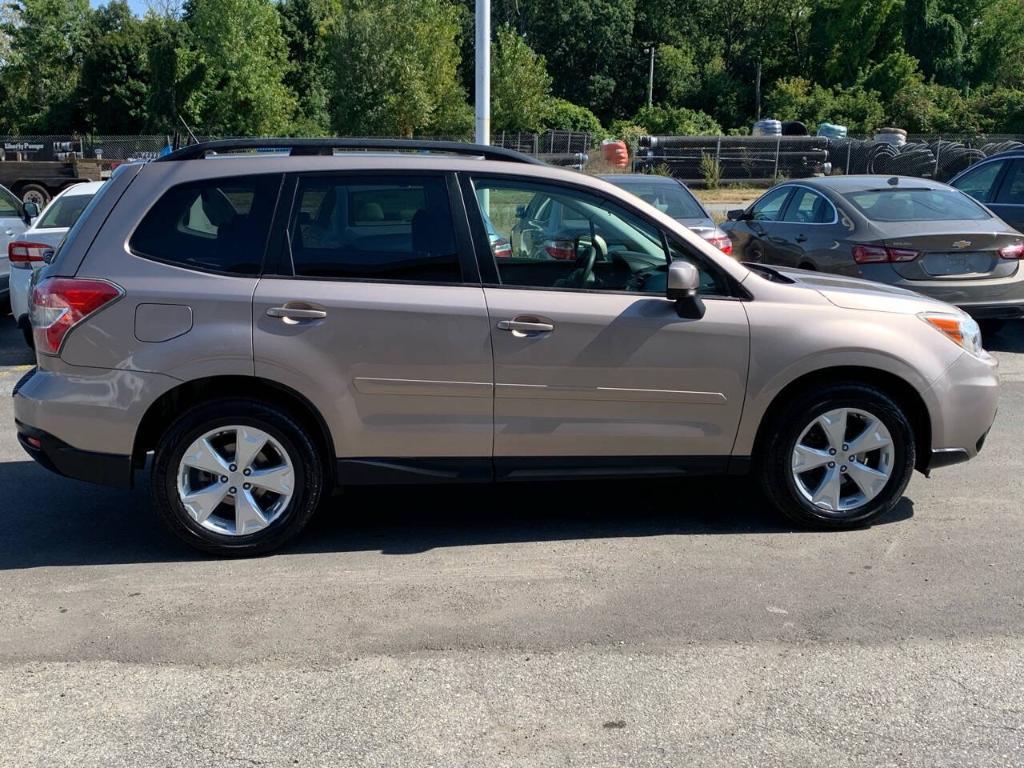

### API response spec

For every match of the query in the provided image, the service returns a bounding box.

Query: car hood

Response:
[763,265,962,316]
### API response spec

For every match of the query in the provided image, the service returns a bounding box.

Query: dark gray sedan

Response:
[722,175,1024,327]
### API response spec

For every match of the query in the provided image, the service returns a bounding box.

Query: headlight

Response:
[919,312,984,356]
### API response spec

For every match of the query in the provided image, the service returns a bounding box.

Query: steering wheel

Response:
[571,234,607,288]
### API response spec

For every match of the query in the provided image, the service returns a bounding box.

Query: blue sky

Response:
[91,0,159,15]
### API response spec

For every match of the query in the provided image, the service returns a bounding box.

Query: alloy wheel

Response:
[176,426,295,536]
[791,407,895,515]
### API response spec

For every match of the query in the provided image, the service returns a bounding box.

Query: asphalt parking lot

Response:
[1,316,1022,767]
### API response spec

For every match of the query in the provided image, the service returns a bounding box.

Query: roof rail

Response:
[157,137,547,165]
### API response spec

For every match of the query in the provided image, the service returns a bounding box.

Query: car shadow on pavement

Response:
[983,321,1024,353]
[0,460,913,569]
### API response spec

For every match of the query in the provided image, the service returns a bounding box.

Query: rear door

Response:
[0,187,27,290]
[252,171,494,472]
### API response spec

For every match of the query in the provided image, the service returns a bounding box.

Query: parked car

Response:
[600,174,733,253]
[15,139,998,556]
[9,181,104,345]
[722,176,1024,333]
[948,150,1024,232]
[0,183,38,310]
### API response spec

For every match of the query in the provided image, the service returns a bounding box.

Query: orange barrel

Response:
[602,139,629,168]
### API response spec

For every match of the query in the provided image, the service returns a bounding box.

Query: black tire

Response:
[18,183,50,207]
[151,398,324,556]
[20,319,33,348]
[758,382,915,530]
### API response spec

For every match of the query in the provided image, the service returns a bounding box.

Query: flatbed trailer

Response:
[0,154,110,205]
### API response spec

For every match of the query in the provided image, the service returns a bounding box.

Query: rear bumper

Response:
[859,264,1024,316]
[16,421,132,488]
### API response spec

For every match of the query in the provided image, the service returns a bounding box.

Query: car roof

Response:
[791,175,953,193]
[57,180,105,197]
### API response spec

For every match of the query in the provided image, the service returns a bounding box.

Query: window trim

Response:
[458,171,746,300]
[266,169,479,286]
[778,184,840,225]
[127,173,285,278]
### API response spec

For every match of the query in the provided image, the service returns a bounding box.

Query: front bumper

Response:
[921,349,999,471]
[16,420,131,488]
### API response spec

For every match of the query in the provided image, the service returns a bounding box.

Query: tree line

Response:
[0,0,1021,139]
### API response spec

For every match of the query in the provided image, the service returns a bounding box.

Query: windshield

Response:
[610,179,706,219]
[38,192,97,229]
[843,188,991,222]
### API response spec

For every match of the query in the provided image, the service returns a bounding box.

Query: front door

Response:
[464,176,750,473]
[253,172,493,471]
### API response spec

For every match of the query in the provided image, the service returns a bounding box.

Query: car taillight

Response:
[999,243,1024,260]
[8,241,52,269]
[30,277,122,355]
[852,245,920,264]
[702,233,733,255]
[489,235,513,259]
[543,239,576,260]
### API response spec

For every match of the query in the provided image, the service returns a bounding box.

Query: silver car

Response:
[722,176,1024,333]
[14,139,999,556]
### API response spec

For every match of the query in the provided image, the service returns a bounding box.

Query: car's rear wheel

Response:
[758,383,915,529]
[151,399,324,556]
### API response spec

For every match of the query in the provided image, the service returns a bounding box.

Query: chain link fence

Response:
[0,132,595,167]
[633,134,1024,185]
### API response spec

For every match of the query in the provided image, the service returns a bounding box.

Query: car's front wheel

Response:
[151,399,324,556]
[758,383,915,529]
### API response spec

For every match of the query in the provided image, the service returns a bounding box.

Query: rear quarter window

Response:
[130,174,281,274]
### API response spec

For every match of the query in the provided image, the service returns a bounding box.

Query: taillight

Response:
[8,241,53,269]
[852,245,920,264]
[489,235,513,259]
[702,233,733,255]
[543,239,576,260]
[999,243,1024,260]
[30,277,122,355]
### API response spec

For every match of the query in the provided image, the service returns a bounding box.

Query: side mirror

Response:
[515,205,528,219]
[667,260,705,319]
[23,201,39,221]
[726,208,747,221]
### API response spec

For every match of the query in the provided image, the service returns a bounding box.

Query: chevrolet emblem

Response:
[952,240,971,249]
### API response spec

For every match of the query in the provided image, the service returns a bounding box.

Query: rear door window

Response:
[781,188,834,223]
[994,160,1024,205]
[130,174,281,274]
[287,174,462,283]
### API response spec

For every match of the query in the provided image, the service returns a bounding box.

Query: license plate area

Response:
[921,251,994,277]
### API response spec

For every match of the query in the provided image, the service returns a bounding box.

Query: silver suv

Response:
[13,139,999,556]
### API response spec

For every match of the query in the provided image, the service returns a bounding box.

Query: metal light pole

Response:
[474,0,490,146]
[645,46,655,108]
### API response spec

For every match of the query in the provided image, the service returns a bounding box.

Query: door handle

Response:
[266,305,327,322]
[497,319,555,334]
[795,234,807,243]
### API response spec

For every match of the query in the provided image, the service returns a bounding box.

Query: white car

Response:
[10,181,104,345]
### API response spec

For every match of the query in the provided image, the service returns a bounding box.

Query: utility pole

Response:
[474,0,490,146]
[755,61,762,122]
[645,45,655,108]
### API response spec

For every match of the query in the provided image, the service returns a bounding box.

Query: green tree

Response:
[631,104,721,135]
[183,0,295,135]
[0,0,92,132]
[491,25,551,133]
[75,1,149,133]
[143,11,206,134]
[542,98,604,136]
[903,0,967,87]
[808,0,901,87]
[278,0,339,134]
[329,0,472,137]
